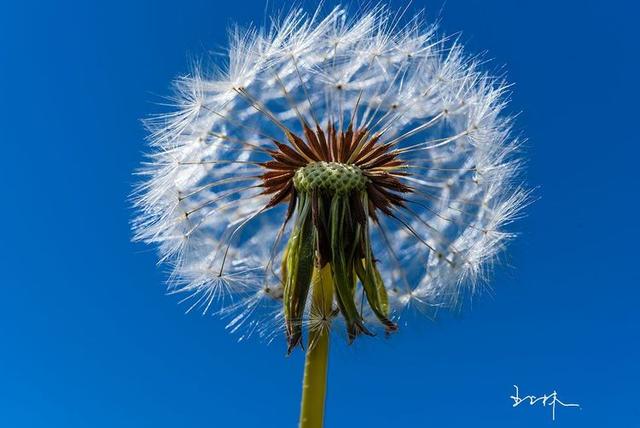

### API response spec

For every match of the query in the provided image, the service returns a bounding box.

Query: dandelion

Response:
[133,5,528,427]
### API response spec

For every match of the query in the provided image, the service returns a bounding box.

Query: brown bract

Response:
[260,122,413,217]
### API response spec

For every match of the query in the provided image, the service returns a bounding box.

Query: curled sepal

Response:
[329,195,371,343]
[356,195,397,332]
[284,194,315,354]
[354,258,397,332]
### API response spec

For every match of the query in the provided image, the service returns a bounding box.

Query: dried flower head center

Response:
[293,162,367,195]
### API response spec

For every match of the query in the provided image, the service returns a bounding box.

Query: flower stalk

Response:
[284,158,402,425]
[299,265,333,428]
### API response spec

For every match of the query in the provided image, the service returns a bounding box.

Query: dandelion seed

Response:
[132,5,528,427]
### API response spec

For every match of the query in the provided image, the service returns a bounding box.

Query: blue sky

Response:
[1,1,637,427]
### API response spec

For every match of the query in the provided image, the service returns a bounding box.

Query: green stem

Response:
[299,265,333,428]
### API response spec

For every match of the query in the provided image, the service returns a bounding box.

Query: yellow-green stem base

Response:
[298,265,333,428]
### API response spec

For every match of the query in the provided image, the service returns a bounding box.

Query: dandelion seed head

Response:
[133,5,528,347]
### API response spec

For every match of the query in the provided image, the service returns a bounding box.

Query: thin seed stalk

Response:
[299,264,334,428]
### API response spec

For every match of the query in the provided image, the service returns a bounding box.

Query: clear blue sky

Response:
[1,1,637,427]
